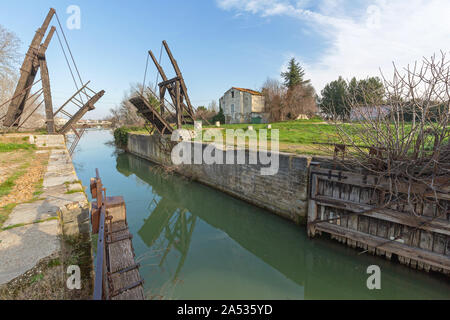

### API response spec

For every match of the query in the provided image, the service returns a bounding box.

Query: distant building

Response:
[350,105,391,121]
[54,117,68,126]
[219,87,268,124]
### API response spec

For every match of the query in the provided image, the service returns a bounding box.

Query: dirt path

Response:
[0,150,49,208]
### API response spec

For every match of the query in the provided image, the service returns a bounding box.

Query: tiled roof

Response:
[231,87,263,96]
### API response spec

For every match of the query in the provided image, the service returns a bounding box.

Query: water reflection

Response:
[115,151,450,299]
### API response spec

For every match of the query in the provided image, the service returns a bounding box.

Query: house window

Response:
[231,91,234,98]
[231,104,235,113]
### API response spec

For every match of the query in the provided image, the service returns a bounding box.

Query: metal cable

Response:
[142,53,150,95]
[55,28,82,103]
[55,13,84,90]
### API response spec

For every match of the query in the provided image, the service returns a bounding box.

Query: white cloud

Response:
[217,0,450,93]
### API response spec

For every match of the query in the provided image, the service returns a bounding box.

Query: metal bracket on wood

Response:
[109,280,145,298]
[106,233,133,244]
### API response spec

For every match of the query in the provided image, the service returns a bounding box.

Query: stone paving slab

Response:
[43,173,79,188]
[0,220,60,285]
[3,192,87,229]
[2,200,59,228]
[35,135,65,148]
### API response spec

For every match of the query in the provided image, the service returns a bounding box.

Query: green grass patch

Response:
[47,258,61,268]
[200,120,345,145]
[65,189,83,195]
[0,169,27,197]
[2,223,26,230]
[64,180,82,186]
[29,273,44,284]
[32,178,44,198]
[1,217,58,231]
[0,142,36,153]
[0,203,18,227]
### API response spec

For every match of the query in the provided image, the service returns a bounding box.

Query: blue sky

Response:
[1,0,449,119]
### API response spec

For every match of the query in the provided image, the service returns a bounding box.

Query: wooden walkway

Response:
[91,171,145,300]
[129,95,173,135]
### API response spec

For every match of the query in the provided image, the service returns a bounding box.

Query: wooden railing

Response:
[92,168,107,300]
[93,205,106,300]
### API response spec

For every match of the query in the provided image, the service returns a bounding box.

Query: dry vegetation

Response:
[331,52,449,215]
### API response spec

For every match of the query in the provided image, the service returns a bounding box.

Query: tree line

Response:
[319,76,385,121]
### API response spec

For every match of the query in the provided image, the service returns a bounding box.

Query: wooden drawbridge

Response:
[128,95,173,135]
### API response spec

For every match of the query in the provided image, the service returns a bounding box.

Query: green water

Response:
[72,130,450,299]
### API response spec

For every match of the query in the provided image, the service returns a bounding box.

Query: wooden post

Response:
[307,165,320,237]
[3,8,55,127]
[38,26,56,133]
[159,87,166,115]
[176,81,182,129]
[162,41,195,118]
[149,50,189,115]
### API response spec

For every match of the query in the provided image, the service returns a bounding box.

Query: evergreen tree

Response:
[319,76,349,121]
[212,106,225,123]
[281,58,310,89]
[348,77,384,105]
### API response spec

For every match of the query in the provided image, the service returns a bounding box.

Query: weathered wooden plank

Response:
[311,167,449,200]
[315,222,450,271]
[307,173,319,237]
[314,196,450,236]
[110,269,144,300]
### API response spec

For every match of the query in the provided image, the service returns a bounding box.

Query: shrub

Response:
[212,107,225,124]
[114,127,132,148]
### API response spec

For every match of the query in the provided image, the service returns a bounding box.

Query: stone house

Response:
[219,87,268,124]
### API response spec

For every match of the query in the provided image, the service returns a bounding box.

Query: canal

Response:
[72,130,450,299]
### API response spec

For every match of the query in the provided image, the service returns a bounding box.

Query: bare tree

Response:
[208,100,218,113]
[261,78,286,122]
[284,84,317,119]
[331,52,449,216]
[262,77,317,121]
[0,24,21,117]
[108,83,148,127]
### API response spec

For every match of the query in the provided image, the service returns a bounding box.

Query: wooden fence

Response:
[307,165,450,275]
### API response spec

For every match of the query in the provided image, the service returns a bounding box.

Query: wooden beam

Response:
[158,76,180,88]
[57,90,104,134]
[315,222,450,271]
[37,27,56,133]
[53,81,91,117]
[162,41,195,118]
[313,195,450,236]
[176,81,181,129]
[148,50,191,116]
[3,8,55,127]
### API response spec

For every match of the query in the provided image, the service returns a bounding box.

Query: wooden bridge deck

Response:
[129,96,173,135]
[92,196,145,300]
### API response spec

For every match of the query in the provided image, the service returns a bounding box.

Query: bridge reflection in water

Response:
[115,152,450,300]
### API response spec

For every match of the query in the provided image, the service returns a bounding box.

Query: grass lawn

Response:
[0,143,36,152]
[127,119,352,155]
[124,119,437,156]
[201,119,348,155]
